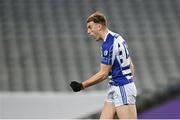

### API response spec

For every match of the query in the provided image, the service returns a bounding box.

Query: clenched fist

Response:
[70,81,83,92]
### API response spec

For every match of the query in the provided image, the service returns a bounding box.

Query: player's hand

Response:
[70,81,83,92]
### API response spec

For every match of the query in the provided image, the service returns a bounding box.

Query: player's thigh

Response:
[115,104,137,119]
[100,101,116,119]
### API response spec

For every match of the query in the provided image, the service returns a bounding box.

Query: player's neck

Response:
[101,28,109,40]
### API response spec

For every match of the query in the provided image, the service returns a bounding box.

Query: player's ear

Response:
[97,24,102,31]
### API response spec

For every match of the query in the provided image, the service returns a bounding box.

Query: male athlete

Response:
[70,11,137,119]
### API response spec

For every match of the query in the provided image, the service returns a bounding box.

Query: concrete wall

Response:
[0,91,106,119]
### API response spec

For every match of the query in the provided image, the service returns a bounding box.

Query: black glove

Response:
[70,81,83,92]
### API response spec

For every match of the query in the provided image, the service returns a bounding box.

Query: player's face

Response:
[87,21,102,41]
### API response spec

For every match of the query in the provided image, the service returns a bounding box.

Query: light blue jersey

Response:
[101,31,133,86]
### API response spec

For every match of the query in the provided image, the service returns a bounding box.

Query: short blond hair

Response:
[86,11,107,26]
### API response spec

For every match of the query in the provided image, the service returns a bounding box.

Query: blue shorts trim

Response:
[119,86,127,104]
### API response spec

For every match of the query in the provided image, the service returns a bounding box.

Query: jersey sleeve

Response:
[100,43,113,65]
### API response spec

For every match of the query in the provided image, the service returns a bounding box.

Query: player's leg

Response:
[100,101,116,119]
[115,104,137,119]
[100,83,117,119]
[114,82,137,119]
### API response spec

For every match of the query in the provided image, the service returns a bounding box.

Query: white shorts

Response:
[105,82,137,107]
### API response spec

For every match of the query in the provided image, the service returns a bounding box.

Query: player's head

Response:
[86,11,107,41]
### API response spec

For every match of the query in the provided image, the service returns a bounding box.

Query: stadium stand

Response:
[0,0,180,118]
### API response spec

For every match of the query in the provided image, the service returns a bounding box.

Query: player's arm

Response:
[70,64,111,92]
[70,42,113,92]
[82,63,111,89]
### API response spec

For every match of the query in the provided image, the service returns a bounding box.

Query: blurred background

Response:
[0,0,180,119]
